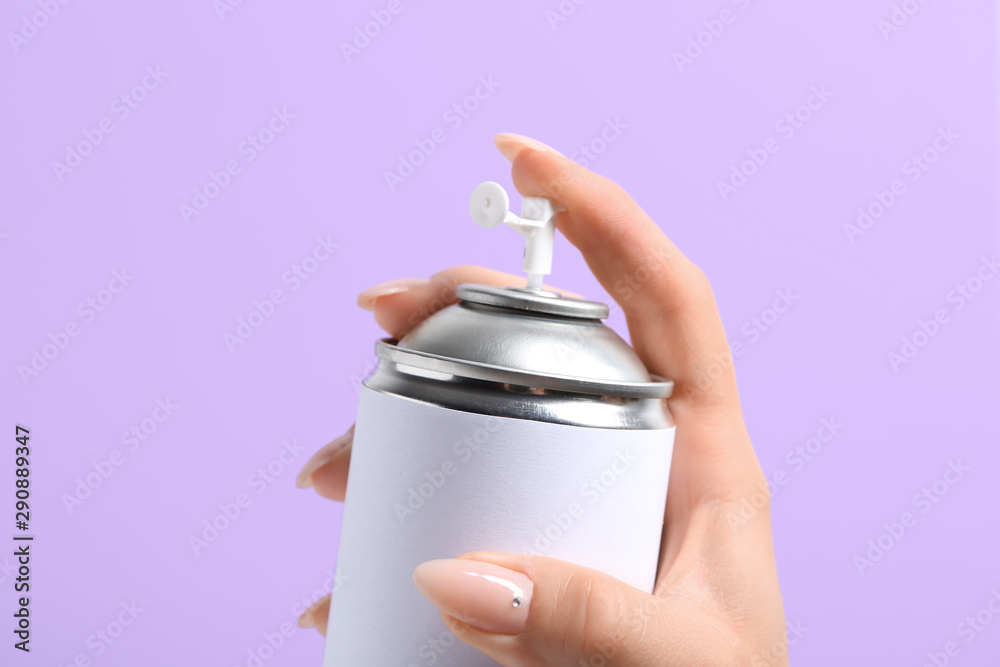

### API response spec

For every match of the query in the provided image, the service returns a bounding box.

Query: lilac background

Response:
[1,0,998,665]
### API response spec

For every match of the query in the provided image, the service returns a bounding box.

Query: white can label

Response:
[324,387,675,667]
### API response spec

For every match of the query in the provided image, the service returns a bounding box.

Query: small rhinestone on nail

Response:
[513,596,522,608]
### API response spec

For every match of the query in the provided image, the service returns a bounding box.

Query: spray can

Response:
[323,181,676,666]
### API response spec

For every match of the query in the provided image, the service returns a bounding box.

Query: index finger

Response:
[497,134,741,419]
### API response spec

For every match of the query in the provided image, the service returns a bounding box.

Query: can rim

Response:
[376,339,674,399]
[457,283,610,320]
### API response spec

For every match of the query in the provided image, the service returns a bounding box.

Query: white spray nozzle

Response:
[469,181,559,290]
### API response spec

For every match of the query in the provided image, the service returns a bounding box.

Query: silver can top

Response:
[380,284,672,400]
[365,283,674,430]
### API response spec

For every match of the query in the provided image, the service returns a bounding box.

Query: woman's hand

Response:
[295,133,788,666]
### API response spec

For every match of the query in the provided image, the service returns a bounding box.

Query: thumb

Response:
[412,552,697,667]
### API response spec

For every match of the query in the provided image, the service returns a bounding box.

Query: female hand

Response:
[295,133,788,666]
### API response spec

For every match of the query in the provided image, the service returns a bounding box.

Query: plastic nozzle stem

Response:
[527,273,544,290]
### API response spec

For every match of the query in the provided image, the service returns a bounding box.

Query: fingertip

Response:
[494,133,560,163]
[357,278,430,311]
[310,445,352,502]
[298,595,331,636]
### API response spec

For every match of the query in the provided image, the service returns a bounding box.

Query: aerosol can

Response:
[323,181,676,666]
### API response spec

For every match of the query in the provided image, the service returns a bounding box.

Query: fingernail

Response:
[297,607,315,629]
[413,559,533,635]
[357,278,430,311]
[296,429,353,489]
[494,133,560,163]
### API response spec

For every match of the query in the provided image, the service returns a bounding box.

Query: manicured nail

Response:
[297,606,316,629]
[357,278,430,311]
[494,133,560,163]
[296,429,353,489]
[413,559,533,635]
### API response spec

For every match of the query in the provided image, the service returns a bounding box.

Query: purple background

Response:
[2,0,998,665]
